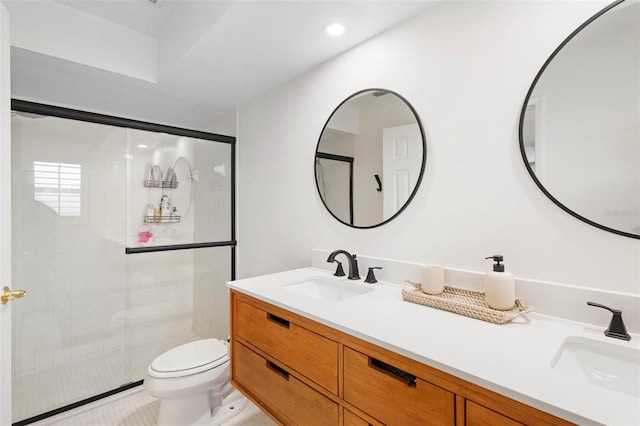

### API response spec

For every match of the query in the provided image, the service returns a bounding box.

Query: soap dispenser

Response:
[484,255,515,310]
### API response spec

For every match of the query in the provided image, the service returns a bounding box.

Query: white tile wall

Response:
[193,248,232,339]
[11,115,229,422]
[12,117,127,378]
[125,129,196,248]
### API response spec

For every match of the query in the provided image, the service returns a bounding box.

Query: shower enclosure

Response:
[10,100,235,424]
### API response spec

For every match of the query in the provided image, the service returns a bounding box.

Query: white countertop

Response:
[228,267,640,426]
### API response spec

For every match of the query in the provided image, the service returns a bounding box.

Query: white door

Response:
[382,123,422,218]
[1,3,13,423]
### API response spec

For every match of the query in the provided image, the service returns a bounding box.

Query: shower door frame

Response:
[315,151,354,225]
[10,99,237,425]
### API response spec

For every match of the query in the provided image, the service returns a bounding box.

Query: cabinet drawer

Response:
[466,400,523,426]
[344,409,372,426]
[235,300,338,393]
[344,347,455,426]
[234,342,338,426]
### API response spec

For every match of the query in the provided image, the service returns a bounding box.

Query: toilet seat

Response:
[148,339,229,379]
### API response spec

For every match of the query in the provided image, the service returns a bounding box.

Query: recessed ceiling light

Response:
[324,23,347,37]
[137,144,148,149]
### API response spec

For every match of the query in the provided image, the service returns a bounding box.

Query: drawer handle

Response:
[266,360,290,380]
[267,313,290,328]
[369,357,417,387]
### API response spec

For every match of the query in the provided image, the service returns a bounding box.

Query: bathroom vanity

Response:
[228,267,639,426]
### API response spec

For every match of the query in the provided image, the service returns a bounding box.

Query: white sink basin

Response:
[551,336,640,398]
[283,276,373,302]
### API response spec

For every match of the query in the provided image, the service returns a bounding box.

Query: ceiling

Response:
[55,0,187,37]
[5,0,439,130]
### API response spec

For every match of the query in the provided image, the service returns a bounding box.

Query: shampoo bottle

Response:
[484,255,515,310]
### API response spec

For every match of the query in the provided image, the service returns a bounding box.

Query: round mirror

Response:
[315,89,426,228]
[519,0,639,239]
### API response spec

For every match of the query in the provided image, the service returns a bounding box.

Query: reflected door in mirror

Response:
[383,123,422,218]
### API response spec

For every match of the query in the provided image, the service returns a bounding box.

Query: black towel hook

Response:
[374,174,382,192]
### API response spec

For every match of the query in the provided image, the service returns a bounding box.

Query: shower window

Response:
[33,161,82,216]
[11,100,236,425]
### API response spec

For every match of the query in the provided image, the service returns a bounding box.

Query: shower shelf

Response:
[144,180,179,189]
[144,215,181,224]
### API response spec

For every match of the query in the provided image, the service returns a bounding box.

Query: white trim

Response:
[0,3,12,424]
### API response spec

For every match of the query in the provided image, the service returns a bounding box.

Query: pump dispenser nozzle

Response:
[485,255,505,272]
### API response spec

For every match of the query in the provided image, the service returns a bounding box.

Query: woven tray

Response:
[401,280,534,324]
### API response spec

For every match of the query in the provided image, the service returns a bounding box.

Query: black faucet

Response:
[587,302,631,341]
[364,267,382,283]
[327,250,360,280]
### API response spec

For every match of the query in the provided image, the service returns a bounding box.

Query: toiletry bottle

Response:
[484,255,515,310]
[160,195,171,217]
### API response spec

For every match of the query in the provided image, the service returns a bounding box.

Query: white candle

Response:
[421,265,445,295]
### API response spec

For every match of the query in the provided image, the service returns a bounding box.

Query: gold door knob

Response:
[1,286,26,304]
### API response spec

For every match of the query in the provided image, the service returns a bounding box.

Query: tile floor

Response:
[14,331,201,422]
[32,386,275,426]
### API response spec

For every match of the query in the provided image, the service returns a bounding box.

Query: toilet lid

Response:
[149,339,228,378]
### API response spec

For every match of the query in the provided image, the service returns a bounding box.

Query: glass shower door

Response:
[123,129,234,383]
[10,102,236,424]
[11,112,128,422]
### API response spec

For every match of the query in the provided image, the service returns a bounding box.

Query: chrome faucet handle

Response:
[587,301,631,341]
[332,260,346,277]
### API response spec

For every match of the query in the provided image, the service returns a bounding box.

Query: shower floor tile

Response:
[13,331,201,423]
[32,386,275,426]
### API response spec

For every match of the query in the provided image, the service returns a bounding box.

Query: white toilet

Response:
[145,339,248,426]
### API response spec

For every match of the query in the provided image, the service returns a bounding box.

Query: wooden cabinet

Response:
[344,409,372,426]
[235,299,338,394]
[465,400,523,426]
[231,290,573,426]
[234,341,338,425]
[343,347,454,426]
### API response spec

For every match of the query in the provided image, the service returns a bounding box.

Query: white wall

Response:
[236,0,640,295]
[200,108,238,137]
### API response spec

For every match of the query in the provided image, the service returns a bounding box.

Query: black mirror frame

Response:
[518,0,639,240]
[315,88,427,229]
